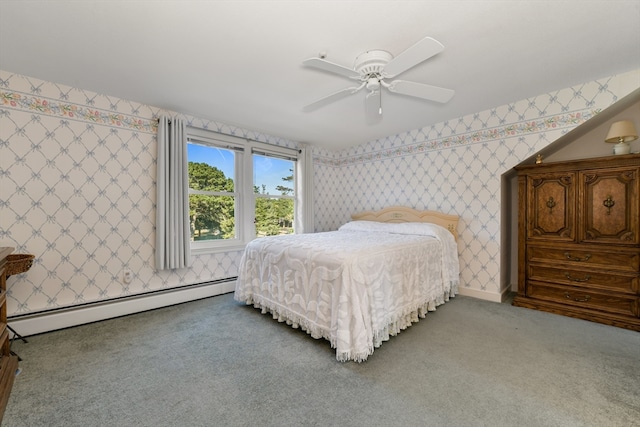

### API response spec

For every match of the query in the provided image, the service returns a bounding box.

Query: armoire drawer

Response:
[528,264,638,293]
[526,281,639,318]
[528,245,639,272]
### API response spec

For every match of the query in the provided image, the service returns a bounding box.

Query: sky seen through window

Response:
[187,144,293,195]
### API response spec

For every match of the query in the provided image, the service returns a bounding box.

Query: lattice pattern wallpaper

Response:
[1,68,638,315]
[312,70,639,298]
[0,70,298,315]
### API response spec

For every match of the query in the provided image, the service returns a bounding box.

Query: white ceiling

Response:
[1,1,639,150]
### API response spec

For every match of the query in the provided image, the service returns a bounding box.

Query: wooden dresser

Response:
[513,154,640,331]
[1,247,18,422]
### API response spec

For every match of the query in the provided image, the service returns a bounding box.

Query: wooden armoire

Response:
[513,154,640,331]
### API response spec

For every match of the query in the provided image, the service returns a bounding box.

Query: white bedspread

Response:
[234,221,459,362]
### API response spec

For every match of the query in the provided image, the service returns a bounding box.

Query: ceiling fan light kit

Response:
[302,36,455,117]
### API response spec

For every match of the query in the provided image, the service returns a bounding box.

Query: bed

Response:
[234,206,460,362]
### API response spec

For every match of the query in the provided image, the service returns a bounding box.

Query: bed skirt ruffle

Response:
[235,281,458,363]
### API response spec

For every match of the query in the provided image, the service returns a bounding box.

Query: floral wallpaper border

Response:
[2,86,602,170]
[0,87,302,153]
[1,89,158,134]
[314,108,600,167]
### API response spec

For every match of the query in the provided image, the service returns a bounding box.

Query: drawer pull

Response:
[546,197,556,213]
[603,195,615,215]
[564,292,591,302]
[564,252,591,262]
[564,273,591,282]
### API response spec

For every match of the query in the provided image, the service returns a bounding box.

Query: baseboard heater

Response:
[7,278,237,338]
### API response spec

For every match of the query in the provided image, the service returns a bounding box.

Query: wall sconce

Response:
[605,120,638,155]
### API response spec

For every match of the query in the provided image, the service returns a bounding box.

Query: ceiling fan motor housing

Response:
[354,50,393,77]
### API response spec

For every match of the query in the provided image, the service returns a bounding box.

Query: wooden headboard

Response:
[351,206,459,241]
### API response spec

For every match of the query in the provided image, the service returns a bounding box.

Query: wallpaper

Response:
[1,68,638,317]
[313,69,639,299]
[0,70,298,316]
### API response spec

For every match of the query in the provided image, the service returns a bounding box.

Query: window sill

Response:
[190,242,247,255]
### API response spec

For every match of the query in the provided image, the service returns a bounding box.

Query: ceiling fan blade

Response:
[387,80,455,103]
[303,57,360,79]
[302,83,366,112]
[382,37,445,78]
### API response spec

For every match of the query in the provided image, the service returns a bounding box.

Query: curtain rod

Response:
[158,117,302,154]
[185,124,301,154]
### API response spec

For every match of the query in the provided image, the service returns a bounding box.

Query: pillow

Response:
[379,222,446,237]
[339,220,449,238]
[338,220,394,233]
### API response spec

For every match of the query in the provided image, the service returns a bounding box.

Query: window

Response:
[253,151,295,237]
[187,143,238,242]
[186,127,303,254]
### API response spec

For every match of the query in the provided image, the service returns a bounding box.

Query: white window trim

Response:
[186,127,308,255]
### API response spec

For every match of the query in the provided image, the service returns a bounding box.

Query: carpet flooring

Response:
[3,292,640,427]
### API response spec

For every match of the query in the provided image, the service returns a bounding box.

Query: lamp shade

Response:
[605,120,638,143]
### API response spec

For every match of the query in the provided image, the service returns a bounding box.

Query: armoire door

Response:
[580,167,639,245]
[526,172,576,242]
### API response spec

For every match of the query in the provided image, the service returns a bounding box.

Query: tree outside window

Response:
[187,141,296,247]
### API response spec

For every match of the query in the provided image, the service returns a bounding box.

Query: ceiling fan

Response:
[302,36,454,118]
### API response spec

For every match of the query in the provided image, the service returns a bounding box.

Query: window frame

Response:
[186,127,301,254]
[252,148,297,238]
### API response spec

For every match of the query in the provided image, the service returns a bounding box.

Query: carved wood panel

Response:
[527,172,575,241]
[581,168,639,245]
